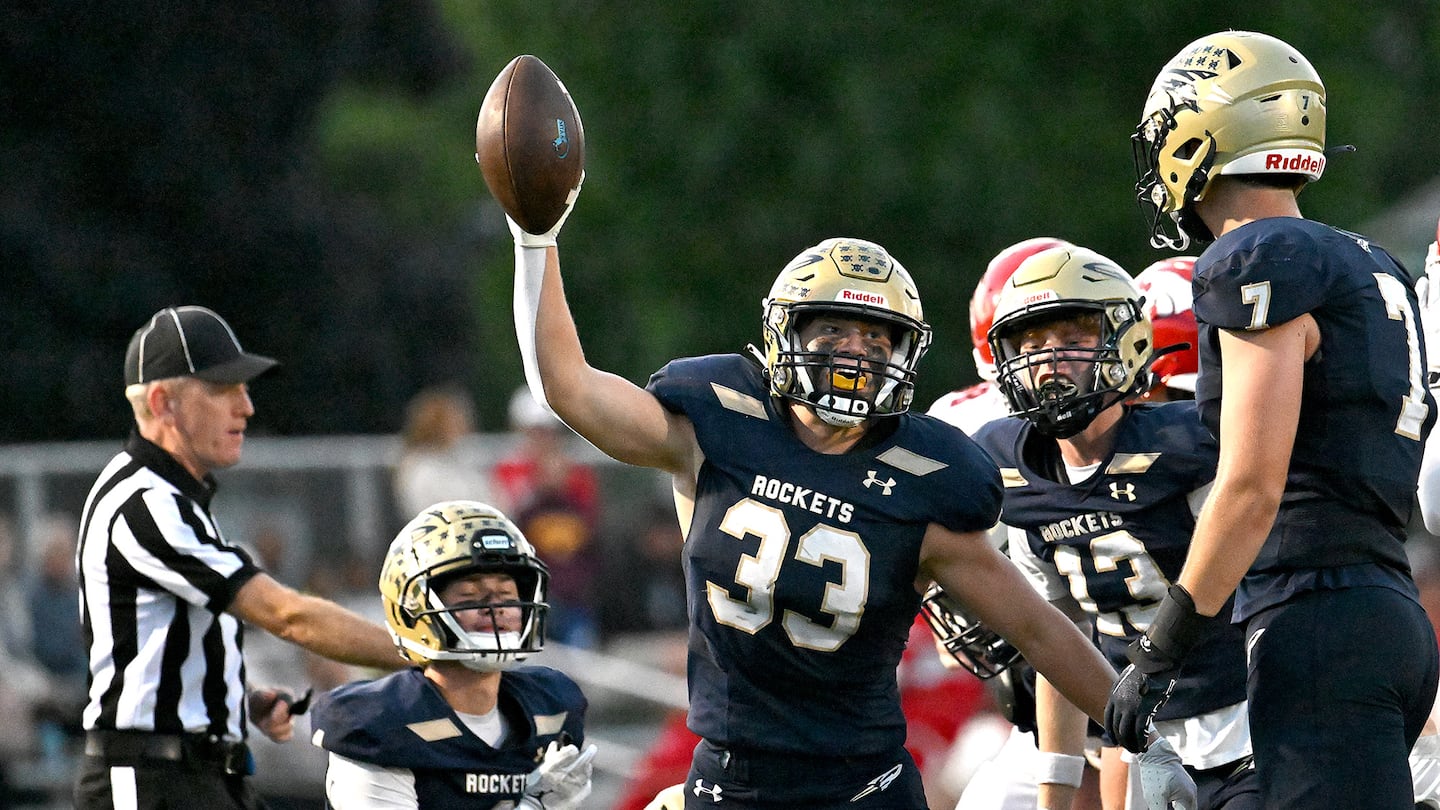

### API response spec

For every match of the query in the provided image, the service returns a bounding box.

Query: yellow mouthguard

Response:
[831,370,867,391]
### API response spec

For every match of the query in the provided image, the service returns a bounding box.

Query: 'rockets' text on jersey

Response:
[973,402,1245,721]
[647,354,1001,757]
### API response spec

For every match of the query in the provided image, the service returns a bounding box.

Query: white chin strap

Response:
[449,628,530,672]
[813,394,868,427]
[1151,215,1193,251]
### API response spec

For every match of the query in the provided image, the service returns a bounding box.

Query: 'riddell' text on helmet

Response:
[1133,31,1326,250]
[761,237,931,428]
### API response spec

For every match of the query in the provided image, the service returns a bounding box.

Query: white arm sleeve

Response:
[325,752,418,809]
[1421,433,1440,535]
[512,241,555,416]
[1007,524,1069,602]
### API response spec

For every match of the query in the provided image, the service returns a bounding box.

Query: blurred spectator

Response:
[514,489,601,649]
[0,514,52,804]
[493,387,600,520]
[25,513,87,734]
[496,387,603,648]
[600,502,687,636]
[393,384,494,521]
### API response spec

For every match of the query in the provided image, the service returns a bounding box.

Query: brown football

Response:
[476,55,586,235]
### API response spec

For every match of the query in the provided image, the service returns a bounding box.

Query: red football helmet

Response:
[1135,256,1198,394]
[970,238,1071,381]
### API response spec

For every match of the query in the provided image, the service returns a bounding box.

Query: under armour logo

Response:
[863,470,896,495]
[1109,482,1136,502]
[693,779,724,803]
[850,763,903,802]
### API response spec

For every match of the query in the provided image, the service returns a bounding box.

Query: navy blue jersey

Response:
[1192,218,1432,615]
[311,667,586,809]
[973,402,1246,721]
[646,353,1002,757]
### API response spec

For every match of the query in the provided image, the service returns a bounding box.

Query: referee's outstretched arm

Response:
[230,573,403,670]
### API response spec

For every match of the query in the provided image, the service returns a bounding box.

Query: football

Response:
[476,55,586,235]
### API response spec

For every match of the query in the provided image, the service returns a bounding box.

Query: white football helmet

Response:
[761,237,931,427]
[381,500,549,672]
[1134,31,1326,249]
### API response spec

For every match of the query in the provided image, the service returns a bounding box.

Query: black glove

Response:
[1104,584,1212,752]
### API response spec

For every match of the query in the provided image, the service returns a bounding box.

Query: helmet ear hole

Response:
[1174,138,1204,160]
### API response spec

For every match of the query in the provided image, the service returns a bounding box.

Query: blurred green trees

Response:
[3,1,1436,440]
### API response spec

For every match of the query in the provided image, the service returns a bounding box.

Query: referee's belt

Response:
[84,730,253,775]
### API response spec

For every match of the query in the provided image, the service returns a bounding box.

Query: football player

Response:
[926,237,1106,810]
[310,501,595,809]
[975,245,1255,810]
[1411,213,1440,809]
[1414,214,1440,534]
[1131,256,1199,404]
[502,174,1176,805]
[928,237,1071,434]
[1104,31,1439,809]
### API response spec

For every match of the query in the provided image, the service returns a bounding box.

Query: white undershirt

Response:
[457,706,508,747]
[1062,460,1100,484]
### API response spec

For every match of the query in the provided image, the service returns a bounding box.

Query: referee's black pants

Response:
[74,731,265,810]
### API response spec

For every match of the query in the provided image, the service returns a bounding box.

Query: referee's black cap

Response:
[124,306,279,386]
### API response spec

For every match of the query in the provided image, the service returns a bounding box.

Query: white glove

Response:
[521,741,597,810]
[508,172,584,249]
[1415,239,1440,389]
[1413,733,1440,808]
[1136,737,1196,810]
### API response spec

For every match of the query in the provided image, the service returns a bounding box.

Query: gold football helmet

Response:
[380,500,549,671]
[988,246,1153,438]
[761,237,931,427]
[1134,30,1326,249]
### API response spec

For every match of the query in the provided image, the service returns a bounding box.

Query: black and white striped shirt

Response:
[77,432,261,741]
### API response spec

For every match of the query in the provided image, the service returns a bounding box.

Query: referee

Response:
[75,306,404,810]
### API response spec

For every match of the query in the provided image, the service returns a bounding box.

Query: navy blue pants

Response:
[683,738,926,809]
[1193,755,1260,810]
[1245,587,1439,809]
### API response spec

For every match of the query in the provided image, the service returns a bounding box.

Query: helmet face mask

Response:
[989,247,1154,438]
[1134,31,1326,250]
[920,584,1020,679]
[381,501,550,671]
[762,238,931,427]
